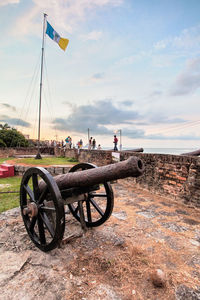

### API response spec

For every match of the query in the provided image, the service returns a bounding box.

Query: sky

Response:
[0,0,200,149]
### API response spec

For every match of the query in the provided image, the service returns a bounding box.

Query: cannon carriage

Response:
[20,156,144,252]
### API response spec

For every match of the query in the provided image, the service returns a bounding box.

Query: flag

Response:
[46,21,69,51]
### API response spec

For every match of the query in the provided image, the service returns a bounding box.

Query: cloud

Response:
[52,99,188,140]
[80,30,103,41]
[146,133,200,140]
[149,90,162,97]
[52,99,141,135]
[121,100,133,107]
[0,103,16,112]
[154,24,200,51]
[12,0,124,37]
[82,72,106,85]
[147,113,185,124]
[91,72,105,81]
[0,115,31,127]
[0,0,20,6]
[170,57,200,96]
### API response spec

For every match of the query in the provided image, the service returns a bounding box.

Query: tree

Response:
[0,128,29,148]
[0,138,6,147]
[0,123,10,130]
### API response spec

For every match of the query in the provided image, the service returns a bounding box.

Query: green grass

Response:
[4,156,78,165]
[0,176,21,213]
[0,157,15,164]
[0,156,78,213]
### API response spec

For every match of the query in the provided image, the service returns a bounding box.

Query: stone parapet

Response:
[14,165,71,176]
[56,148,200,207]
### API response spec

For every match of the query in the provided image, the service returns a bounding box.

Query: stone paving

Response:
[0,180,200,299]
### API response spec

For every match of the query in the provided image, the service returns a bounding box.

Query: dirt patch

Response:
[1,182,200,299]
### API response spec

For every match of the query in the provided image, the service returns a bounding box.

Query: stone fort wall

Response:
[1,147,200,207]
[56,148,200,207]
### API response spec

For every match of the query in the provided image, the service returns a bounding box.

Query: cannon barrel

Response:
[180,148,200,156]
[40,156,144,192]
[123,148,144,153]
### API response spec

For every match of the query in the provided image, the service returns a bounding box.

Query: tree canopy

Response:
[0,126,29,147]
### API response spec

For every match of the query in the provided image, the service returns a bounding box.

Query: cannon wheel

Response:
[20,167,65,252]
[68,163,114,227]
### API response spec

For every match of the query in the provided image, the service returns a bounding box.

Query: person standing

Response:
[79,139,83,148]
[69,136,72,149]
[113,135,118,151]
[92,138,96,149]
[88,137,92,150]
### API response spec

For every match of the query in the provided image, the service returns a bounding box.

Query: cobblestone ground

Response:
[0,180,200,300]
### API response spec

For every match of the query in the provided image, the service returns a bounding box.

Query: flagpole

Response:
[35,13,47,159]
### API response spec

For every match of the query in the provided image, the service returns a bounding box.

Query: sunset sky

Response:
[1,0,200,149]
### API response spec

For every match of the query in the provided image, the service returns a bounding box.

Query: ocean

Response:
[140,148,196,155]
[102,147,197,155]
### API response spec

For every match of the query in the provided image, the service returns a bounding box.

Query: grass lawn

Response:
[0,176,21,213]
[7,156,78,165]
[0,157,15,164]
[0,156,78,213]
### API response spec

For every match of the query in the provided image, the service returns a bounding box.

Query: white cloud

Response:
[12,0,124,37]
[154,24,200,51]
[0,0,20,6]
[154,40,167,50]
[170,57,200,96]
[80,30,103,41]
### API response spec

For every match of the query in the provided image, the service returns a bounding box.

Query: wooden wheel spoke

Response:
[89,198,104,216]
[78,201,86,229]
[40,206,56,212]
[24,184,35,202]
[90,193,107,198]
[32,174,40,201]
[74,205,79,216]
[37,215,46,244]
[38,185,49,204]
[39,212,55,238]
[86,200,92,222]
[29,216,37,233]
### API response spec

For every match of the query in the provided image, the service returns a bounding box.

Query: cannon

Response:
[180,148,200,156]
[20,156,144,252]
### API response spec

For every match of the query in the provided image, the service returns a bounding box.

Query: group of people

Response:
[77,139,83,149]
[65,136,72,149]
[88,137,101,150]
[58,134,119,151]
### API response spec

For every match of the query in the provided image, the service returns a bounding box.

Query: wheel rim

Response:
[20,167,65,251]
[68,163,114,227]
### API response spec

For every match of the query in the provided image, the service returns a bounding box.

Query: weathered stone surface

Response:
[112,211,127,220]
[175,285,200,300]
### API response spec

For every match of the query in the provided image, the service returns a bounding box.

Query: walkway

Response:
[0,181,200,299]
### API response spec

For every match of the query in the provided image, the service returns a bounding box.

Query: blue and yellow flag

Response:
[46,21,69,51]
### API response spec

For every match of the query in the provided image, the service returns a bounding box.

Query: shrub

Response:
[0,138,6,148]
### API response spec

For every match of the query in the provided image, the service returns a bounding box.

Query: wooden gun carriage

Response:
[20,156,144,252]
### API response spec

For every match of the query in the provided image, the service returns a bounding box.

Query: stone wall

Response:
[0,147,54,157]
[14,165,71,176]
[4,147,200,207]
[56,148,200,207]
[120,152,200,207]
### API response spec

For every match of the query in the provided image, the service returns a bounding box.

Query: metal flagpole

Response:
[35,13,47,159]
